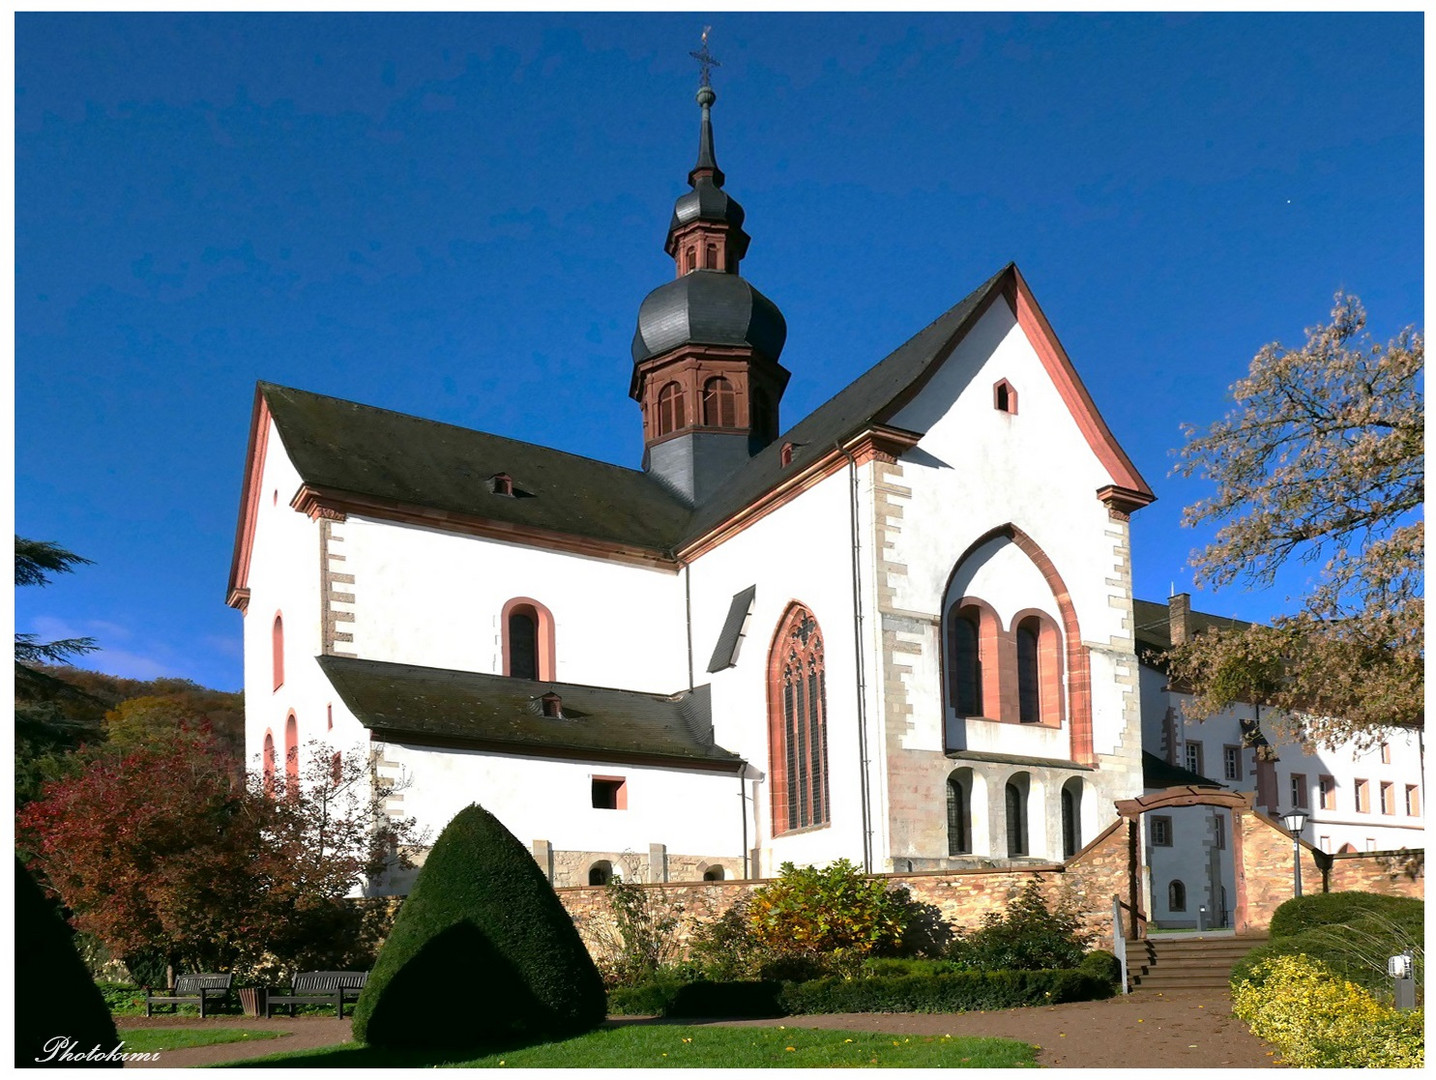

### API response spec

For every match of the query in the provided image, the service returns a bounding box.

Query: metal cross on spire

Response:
[690,26,720,88]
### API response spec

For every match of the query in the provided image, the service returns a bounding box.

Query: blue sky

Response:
[13,12,1424,692]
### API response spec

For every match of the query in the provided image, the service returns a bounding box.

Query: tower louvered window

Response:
[702,376,736,427]
[769,605,830,834]
[657,381,685,436]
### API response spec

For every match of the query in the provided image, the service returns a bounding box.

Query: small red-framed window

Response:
[592,776,627,810]
[284,712,299,783]
[993,379,1018,414]
[272,613,285,691]
[502,597,556,681]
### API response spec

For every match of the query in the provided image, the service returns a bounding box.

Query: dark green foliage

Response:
[1077,949,1122,988]
[860,957,963,978]
[779,968,1111,1014]
[946,881,1094,971]
[351,804,605,1050]
[14,857,122,1068]
[94,983,146,1016]
[611,963,1113,1020]
[1267,891,1420,939]
[756,953,834,983]
[686,898,765,981]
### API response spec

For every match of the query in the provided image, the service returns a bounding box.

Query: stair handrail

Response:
[1112,895,1129,995]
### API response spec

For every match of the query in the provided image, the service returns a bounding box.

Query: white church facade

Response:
[226,76,1422,901]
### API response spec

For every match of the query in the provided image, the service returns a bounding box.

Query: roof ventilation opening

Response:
[491,472,515,497]
[541,691,564,719]
[780,442,796,468]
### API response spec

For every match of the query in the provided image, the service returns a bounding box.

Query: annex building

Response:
[227,75,1422,915]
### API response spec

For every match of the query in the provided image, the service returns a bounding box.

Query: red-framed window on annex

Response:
[768,604,830,835]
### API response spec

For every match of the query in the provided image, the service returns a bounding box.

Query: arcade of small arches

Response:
[944,767,1089,861]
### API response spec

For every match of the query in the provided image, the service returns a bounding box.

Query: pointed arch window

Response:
[702,376,737,427]
[946,771,971,855]
[502,598,555,681]
[272,613,284,691]
[768,604,830,835]
[657,382,686,437]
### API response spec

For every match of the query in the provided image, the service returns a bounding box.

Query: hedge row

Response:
[609,962,1115,1019]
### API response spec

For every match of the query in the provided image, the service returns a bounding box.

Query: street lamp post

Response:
[1279,808,1310,897]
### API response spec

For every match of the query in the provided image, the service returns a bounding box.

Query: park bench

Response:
[145,973,233,1018]
[265,970,369,1018]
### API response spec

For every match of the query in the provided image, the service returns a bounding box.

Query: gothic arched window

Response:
[702,376,736,427]
[657,382,685,436]
[768,604,830,835]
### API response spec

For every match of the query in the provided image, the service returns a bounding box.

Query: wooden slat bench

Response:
[265,971,369,1018]
[145,973,233,1018]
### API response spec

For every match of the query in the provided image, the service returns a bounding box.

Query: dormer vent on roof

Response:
[490,472,515,497]
[541,691,563,719]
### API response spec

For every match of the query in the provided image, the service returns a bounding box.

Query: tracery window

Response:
[768,604,830,835]
[702,376,737,427]
[657,381,685,437]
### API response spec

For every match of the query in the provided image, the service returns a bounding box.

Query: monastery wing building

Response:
[226,74,1420,900]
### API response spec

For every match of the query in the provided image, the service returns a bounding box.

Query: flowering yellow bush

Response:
[1232,953,1423,1068]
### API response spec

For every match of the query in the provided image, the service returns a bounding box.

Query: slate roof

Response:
[1131,599,1247,653]
[1142,750,1224,790]
[260,382,693,551]
[251,264,1042,557]
[319,655,745,772]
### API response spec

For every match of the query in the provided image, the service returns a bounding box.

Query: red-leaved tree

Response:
[18,733,419,983]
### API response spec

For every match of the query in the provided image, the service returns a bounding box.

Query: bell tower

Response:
[630,38,789,505]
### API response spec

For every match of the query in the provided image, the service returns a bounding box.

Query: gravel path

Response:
[116,988,1282,1069]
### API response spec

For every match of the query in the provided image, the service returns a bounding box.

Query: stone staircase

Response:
[1124,933,1268,992]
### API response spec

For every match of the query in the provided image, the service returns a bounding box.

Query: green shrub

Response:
[350,804,605,1050]
[16,856,122,1068]
[747,860,925,974]
[860,957,963,978]
[780,968,1110,1014]
[669,980,787,1019]
[1077,949,1122,988]
[1233,953,1423,1068]
[947,882,1094,971]
[1268,892,1421,939]
[1233,900,1423,1000]
[687,898,765,981]
[95,983,146,1016]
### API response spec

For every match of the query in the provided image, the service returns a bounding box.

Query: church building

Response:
[229,70,1253,894]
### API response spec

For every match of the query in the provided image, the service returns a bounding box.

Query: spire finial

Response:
[690,26,720,96]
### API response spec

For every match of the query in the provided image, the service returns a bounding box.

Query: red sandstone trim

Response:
[501,596,557,681]
[289,484,680,573]
[226,389,273,609]
[1009,269,1155,503]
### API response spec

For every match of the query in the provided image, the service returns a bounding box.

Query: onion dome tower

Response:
[631,56,789,505]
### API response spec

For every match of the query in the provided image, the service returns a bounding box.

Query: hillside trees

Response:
[18,733,419,981]
[1173,293,1422,747]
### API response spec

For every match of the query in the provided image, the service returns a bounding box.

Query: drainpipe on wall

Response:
[671,549,694,692]
[837,441,874,874]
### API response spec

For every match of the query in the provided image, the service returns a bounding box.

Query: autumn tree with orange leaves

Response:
[1171,293,1422,748]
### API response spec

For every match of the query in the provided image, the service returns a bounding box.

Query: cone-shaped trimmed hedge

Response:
[351,804,606,1049]
[15,858,122,1068]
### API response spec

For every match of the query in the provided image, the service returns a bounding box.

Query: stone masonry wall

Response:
[1233,807,1331,932]
[1324,849,1424,897]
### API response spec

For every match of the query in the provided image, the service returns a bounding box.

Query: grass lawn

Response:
[118,1029,282,1053]
[225,1023,1037,1068]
